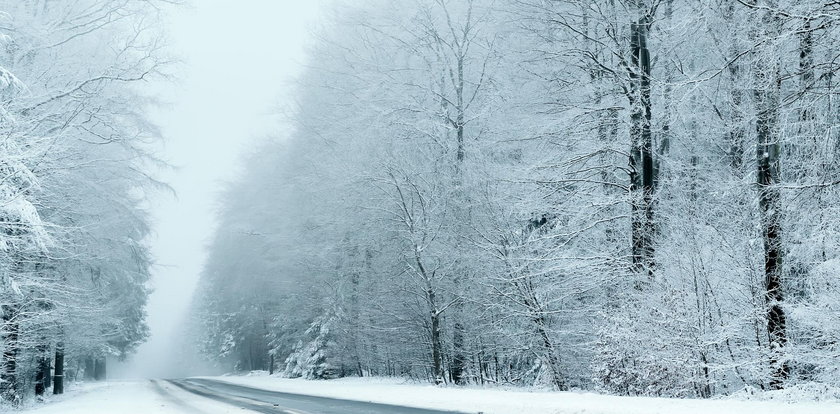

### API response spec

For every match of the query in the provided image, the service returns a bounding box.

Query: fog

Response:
[110,0,324,379]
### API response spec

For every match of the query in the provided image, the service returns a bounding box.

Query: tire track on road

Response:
[168,379,306,414]
[179,378,468,414]
[150,379,208,414]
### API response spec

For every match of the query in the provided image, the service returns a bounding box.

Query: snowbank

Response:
[206,374,840,414]
[14,382,108,412]
[22,380,243,414]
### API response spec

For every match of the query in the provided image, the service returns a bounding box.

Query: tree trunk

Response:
[520,278,566,390]
[94,358,107,381]
[53,343,64,395]
[726,2,747,172]
[1,304,20,405]
[753,2,788,389]
[429,290,444,385]
[536,319,565,390]
[629,10,655,277]
[84,356,95,380]
[44,355,52,389]
[799,19,814,121]
[449,47,468,386]
[454,46,466,164]
[35,343,50,396]
[349,265,364,378]
[655,0,673,186]
[451,321,466,384]
[415,244,445,385]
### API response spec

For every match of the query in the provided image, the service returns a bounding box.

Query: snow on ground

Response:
[21,380,252,414]
[9,382,110,412]
[210,374,840,414]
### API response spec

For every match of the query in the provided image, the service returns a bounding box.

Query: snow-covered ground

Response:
[210,374,840,414]
[17,375,840,414]
[21,380,248,414]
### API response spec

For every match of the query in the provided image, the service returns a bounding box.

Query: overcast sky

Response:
[112,0,325,378]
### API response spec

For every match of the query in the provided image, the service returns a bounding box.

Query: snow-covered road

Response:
[170,378,462,414]
[22,379,463,414]
[207,375,840,414]
[22,376,840,414]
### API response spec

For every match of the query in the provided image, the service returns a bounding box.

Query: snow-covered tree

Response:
[0,0,170,404]
[190,0,840,398]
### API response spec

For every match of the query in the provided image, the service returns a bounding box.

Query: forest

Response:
[191,0,840,399]
[0,0,169,406]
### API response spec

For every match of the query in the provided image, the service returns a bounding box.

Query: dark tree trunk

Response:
[94,358,107,381]
[725,2,747,172]
[629,10,656,277]
[416,247,445,385]
[1,304,20,405]
[429,291,444,385]
[35,367,45,396]
[451,321,466,384]
[654,0,673,187]
[53,343,64,395]
[753,3,788,389]
[35,343,50,396]
[449,49,468,386]
[800,19,814,118]
[348,265,364,378]
[84,356,95,380]
[455,49,465,163]
[44,355,52,389]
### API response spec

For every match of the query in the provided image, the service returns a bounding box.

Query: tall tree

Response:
[749,0,787,388]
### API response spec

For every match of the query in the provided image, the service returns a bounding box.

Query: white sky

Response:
[111,0,324,378]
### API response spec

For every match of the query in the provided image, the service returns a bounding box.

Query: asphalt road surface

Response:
[167,378,469,414]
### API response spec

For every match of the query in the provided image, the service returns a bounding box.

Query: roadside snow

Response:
[13,382,109,412]
[207,374,840,414]
[21,380,252,414]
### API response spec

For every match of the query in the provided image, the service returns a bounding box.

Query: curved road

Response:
[167,378,468,414]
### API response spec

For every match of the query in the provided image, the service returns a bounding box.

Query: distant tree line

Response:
[192,0,840,398]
